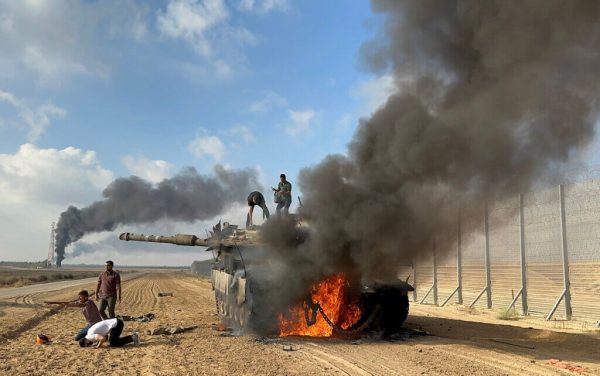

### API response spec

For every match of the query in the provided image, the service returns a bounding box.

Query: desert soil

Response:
[0,272,598,376]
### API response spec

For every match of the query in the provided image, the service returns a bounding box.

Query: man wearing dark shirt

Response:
[95,260,121,319]
[45,289,102,341]
[246,191,270,228]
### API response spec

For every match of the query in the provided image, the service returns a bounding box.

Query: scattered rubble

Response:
[547,359,585,374]
[254,336,282,345]
[120,313,155,322]
[146,326,197,335]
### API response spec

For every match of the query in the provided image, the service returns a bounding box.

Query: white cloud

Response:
[238,0,289,14]
[248,92,288,112]
[229,124,256,143]
[157,0,230,58]
[122,155,173,183]
[157,0,257,80]
[0,89,66,141]
[350,74,397,115]
[1,1,263,85]
[286,109,316,137]
[0,144,113,205]
[0,144,114,262]
[0,0,149,84]
[188,133,225,161]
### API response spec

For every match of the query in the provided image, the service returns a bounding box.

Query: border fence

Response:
[399,178,600,324]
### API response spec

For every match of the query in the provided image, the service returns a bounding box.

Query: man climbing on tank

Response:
[246,191,270,228]
[272,173,292,216]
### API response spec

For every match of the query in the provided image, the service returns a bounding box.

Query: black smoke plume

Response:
[259,0,600,320]
[54,165,261,265]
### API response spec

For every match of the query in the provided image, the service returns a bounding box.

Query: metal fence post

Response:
[468,202,494,309]
[457,210,463,304]
[484,201,492,309]
[433,243,438,306]
[546,184,573,320]
[559,184,572,319]
[412,259,417,303]
[519,193,528,315]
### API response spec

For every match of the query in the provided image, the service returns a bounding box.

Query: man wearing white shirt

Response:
[78,318,140,348]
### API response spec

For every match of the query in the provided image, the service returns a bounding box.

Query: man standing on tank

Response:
[273,173,292,216]
[246,191,270,228]
[95,260,121,320]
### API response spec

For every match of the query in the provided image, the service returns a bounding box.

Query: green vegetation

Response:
[0,260,48,268]
[496,308,519,321]
[0,270,99,288]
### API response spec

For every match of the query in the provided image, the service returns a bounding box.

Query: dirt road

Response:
[0,272,143,299]
[1,272,598,375]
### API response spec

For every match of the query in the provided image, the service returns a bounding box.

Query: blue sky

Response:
[0,0,399,265]
[3,1,599,267]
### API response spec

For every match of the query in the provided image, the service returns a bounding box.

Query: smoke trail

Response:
[259,0,600,316]
[54,165,261,265]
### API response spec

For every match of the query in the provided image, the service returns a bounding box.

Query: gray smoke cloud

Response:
[55,165,261,266]
[258,0,600,320]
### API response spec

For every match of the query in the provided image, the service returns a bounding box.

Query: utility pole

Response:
[47,222,55,268]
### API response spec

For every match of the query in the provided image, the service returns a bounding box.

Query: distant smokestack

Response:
[260,0,600,312]
[54,165,261,266]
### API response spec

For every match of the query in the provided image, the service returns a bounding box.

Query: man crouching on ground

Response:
[79,318,140,348]
[45,289,102,341]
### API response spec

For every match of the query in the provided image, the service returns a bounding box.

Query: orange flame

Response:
[278,273,362,337]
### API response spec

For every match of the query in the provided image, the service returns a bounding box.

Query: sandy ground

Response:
[0,272,598,376]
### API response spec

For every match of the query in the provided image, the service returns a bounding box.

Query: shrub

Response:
[496,309,519,320]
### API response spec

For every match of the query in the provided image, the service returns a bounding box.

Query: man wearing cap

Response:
[95,260,121,319]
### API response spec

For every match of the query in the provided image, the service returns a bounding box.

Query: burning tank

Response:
[119,221,414,337]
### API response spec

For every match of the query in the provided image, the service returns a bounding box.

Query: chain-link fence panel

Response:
[564,180,600,322]
[488,197,522,310]
[401,178,600,324]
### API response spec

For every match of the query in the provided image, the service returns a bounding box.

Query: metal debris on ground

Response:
[158,292,173,297]
[547,359,585,374]
[282,345,295,351]
[254,337,282,345]
[386,328,428,341]
[147,326,198,335]
[119,313,155,322]
[212,323,231,332]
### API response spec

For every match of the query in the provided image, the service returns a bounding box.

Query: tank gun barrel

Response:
[119,232,210,247]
